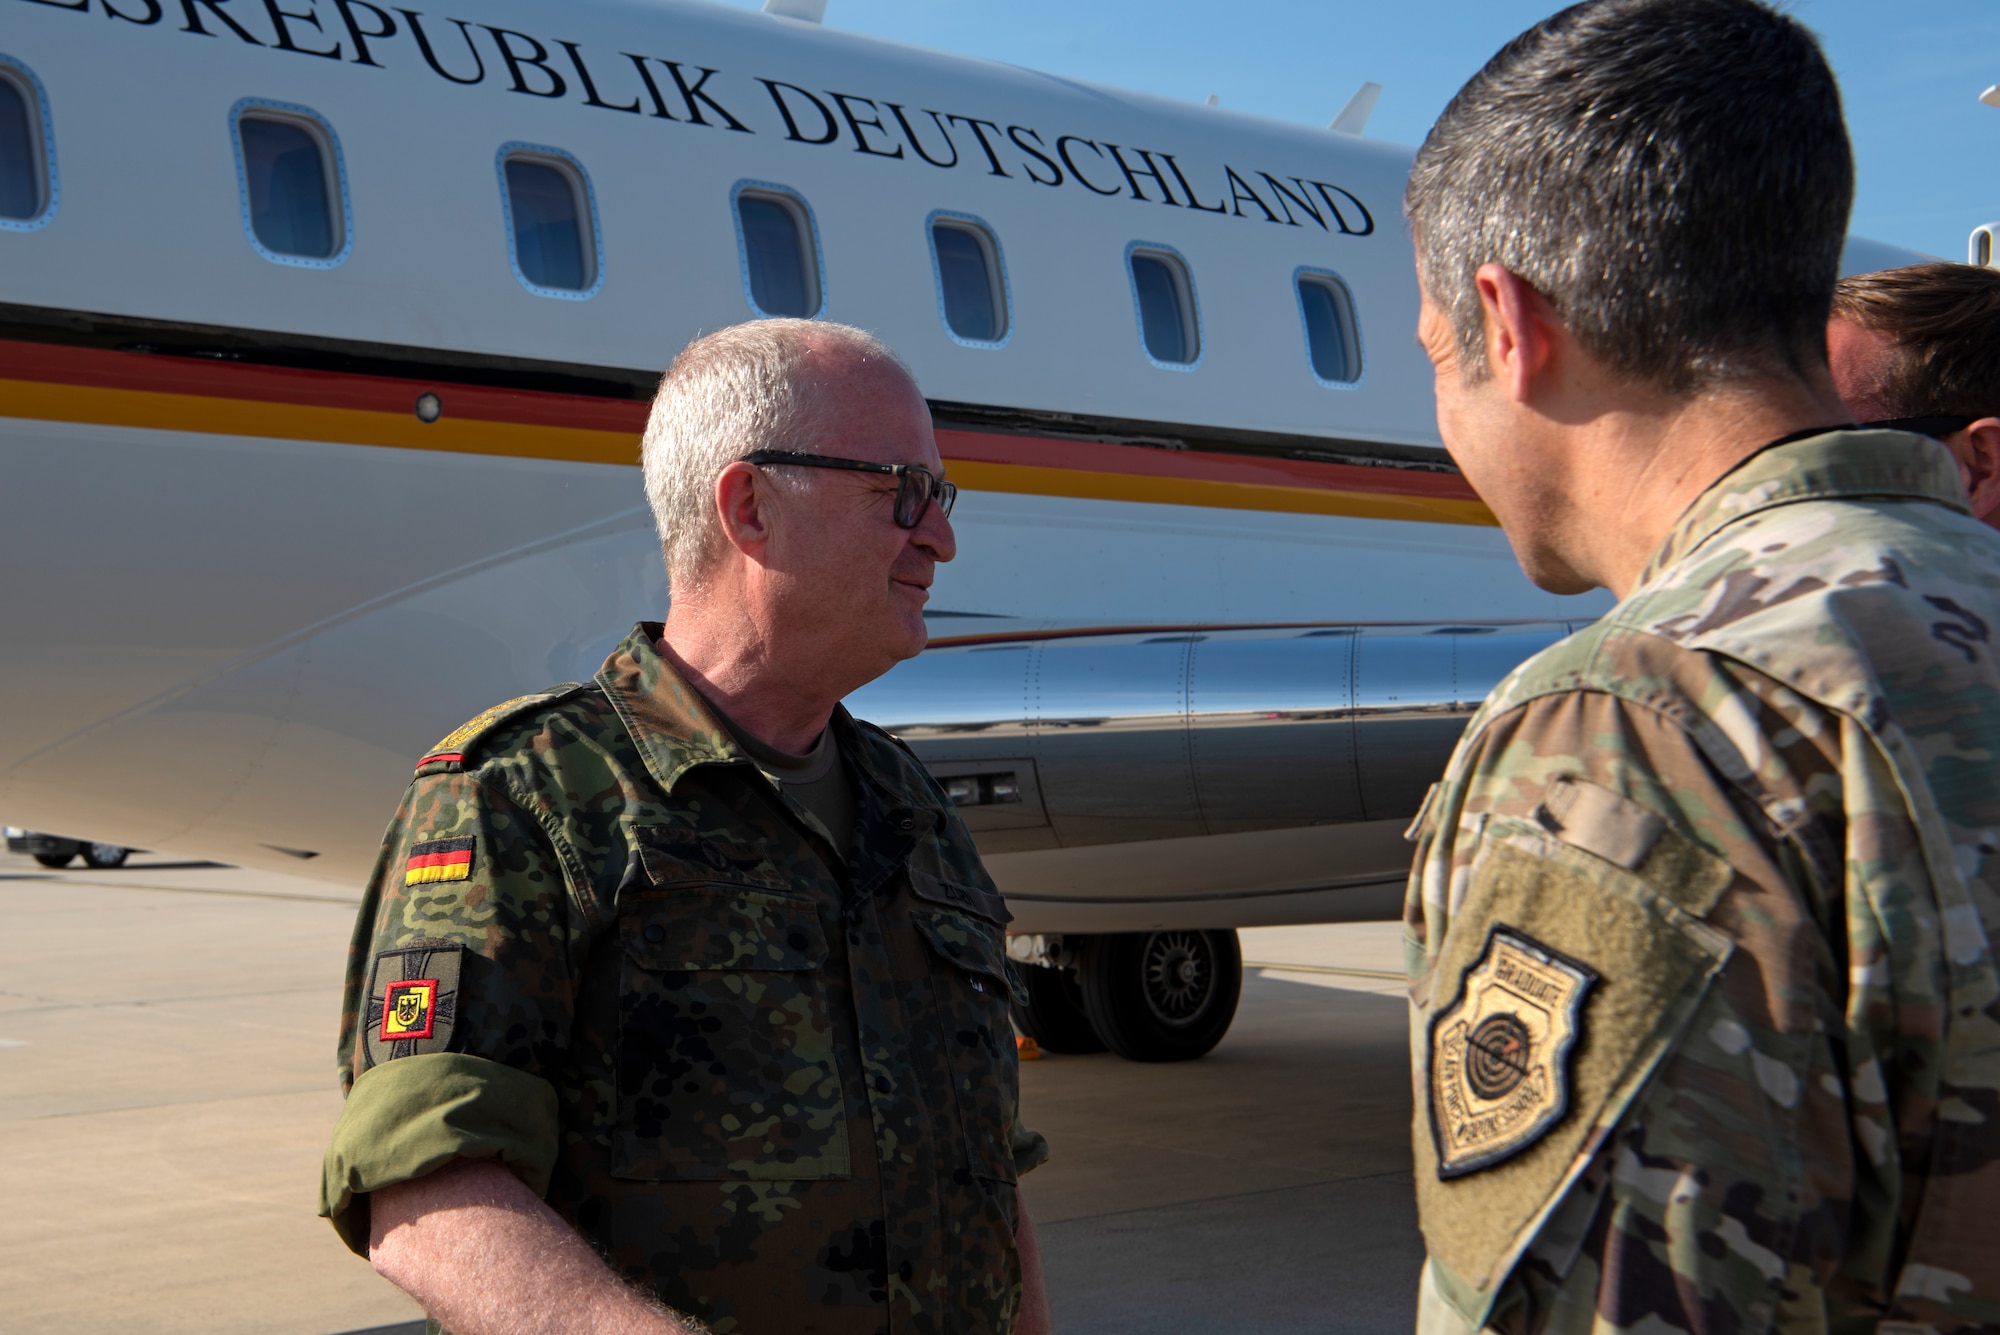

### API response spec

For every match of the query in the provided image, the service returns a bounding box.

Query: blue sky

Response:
[715,0,1999,260]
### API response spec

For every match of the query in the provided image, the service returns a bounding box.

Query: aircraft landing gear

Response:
[81,843,130,869]
[1012,929,1243,1063]
[1013,954,1105,1054]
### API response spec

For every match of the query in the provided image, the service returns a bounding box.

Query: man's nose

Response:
[912,498,957,563]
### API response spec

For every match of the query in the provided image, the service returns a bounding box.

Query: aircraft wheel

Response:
[81,843,129,869]
[1077,928,1242,1062]
[33,851,74,868]
[1013,958,1106,1054]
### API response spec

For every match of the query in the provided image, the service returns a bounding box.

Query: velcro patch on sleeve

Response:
[405,837,475,886]
[362,939,464,1068]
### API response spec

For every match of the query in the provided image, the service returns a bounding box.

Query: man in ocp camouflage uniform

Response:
[319,320,1051,1335]
[1399,1,2000,1332]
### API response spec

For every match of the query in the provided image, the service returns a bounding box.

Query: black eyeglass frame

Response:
[740,449,957,529]
[1862,415,1981,438]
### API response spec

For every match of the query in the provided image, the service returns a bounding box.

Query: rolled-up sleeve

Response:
[1010,1116,1051,1177]
[321,766,585,1254]
[319,1052,560,1252]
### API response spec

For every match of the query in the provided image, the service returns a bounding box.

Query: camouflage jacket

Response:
[1404,431,2000,1335]
[320,625,1047,1335]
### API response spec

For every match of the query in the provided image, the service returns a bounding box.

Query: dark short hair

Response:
[1406,0,1853,392]
[1832,263,2000,419]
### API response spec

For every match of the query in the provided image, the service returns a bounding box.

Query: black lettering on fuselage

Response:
[1258,174,1323,229]
[945,115,1010,177]
[1225,166,1282,222]
[760,79,838,144]
[886,104,957,168]
[1102,143,1179,205]
[179,0,263,43]
[331,0,393,64]
[483,26,565,97]
[1007,125,1061,186]
[661,61,750,131]
[1160,153,1223,213]
[1308,179,1374,235]
[397,9,484,84]
[829,92,903,158]
[263,0,340,57]
[560,40,640,113]
[1057,136,1121,195]
[102,0,165,21]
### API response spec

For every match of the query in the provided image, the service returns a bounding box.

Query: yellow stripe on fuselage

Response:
[0,377,639,466]
[943,459,1493,526]
[0,377,1495,526]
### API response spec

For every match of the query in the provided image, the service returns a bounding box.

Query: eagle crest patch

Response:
[362,940,464,1068]
[1429,926,1596,1178]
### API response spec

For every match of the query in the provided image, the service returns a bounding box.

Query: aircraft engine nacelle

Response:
[847,620,1581,936]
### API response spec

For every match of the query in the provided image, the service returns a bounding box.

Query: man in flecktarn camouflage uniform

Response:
[319,320,1051,1335]
[1398,1,2000,1332]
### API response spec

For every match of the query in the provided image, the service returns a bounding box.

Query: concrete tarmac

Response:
[0,847,1421,1334]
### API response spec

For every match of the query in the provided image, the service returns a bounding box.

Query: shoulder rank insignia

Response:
[415,684,587,775]
[404,836,474,886]
[362,939,464,1068]
[1429,926,1597,1178]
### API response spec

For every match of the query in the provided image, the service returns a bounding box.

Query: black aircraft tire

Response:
[81,843,129,869]
[1013,958,1106,1054]
[1077,929,1242,1063]
[33,851,74,868]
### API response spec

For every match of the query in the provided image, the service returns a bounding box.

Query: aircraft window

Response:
[928,214,1009,346]
[734,185,823,318]
[0,59,56,230]
[1296,270,1363,384]
[231,101,350,267]
[1127,246,1200,367]
[499,147,601,299]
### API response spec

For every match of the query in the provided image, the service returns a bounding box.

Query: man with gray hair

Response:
[1399,1,2000,1333]
[320,319,1052,1335]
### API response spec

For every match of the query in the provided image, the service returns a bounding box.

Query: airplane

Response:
[0,0,1931,1060]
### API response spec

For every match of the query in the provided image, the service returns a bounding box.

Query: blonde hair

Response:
[641,320,911,591]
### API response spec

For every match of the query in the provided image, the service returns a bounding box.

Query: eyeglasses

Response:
[1862,415,1980,438]
[741,450,957,529]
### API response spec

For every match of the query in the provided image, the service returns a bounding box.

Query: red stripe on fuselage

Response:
[0,338,649,433]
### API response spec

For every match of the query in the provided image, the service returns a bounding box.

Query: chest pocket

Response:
[613,879,847,1181]
[910,869,1026,1184]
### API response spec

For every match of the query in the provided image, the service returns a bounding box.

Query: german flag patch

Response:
[405,837,475,886]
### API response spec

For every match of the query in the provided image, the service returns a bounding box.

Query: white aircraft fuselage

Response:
[1,0,1911,932]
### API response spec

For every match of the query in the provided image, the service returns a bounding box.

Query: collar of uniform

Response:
[593,623,750,794]
[1636,428,1966,588]
[593,623,947,821]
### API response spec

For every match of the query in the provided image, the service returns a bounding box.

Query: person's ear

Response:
[1472,264,1559,403]
[713,461,775,556]
[1953,418,2000,525]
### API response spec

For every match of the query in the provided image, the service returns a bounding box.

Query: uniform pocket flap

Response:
[632,828,794,893]
[914,909,1027,1004]
[622,885,827,972]
[909,868,1012,924]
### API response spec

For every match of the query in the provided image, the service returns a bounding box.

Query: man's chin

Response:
[1518,554,1600,597]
